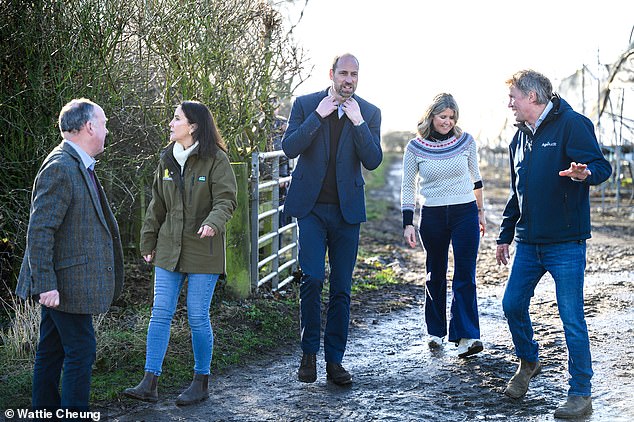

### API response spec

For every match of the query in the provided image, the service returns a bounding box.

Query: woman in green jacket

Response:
[124,101,237,405]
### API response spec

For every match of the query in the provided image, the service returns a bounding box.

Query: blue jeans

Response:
[298,203,360,363]
[502,240,593,396]
[145,267,219,375]
[32,307,95,411]
[419,201,480,343]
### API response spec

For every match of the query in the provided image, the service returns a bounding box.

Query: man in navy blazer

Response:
[282,53,382,385]
[16,98,124,411]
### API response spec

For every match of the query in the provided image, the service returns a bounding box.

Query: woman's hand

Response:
[478,209,486,237]
[198,224,216,238]
[143,251,155,263]
[404,225,417,248]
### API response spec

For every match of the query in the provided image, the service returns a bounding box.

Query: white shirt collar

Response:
[530,101,554,133]
[328,87,346,119]
[63,139,96,170]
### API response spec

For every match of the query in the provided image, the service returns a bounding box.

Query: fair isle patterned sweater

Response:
[400,132,482,224]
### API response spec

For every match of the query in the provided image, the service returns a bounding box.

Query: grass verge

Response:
[0,287,300,409]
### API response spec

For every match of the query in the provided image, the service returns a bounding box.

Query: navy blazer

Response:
[282,89,382,224]
[16,142,124,314]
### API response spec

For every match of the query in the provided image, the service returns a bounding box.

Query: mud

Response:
[108,157,634,421]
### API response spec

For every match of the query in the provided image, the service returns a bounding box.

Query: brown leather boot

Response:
[504,359,542,398]
[123,371,158,402]
[326,362,352,385]
[175,373,209,406]
[298,353,317,383]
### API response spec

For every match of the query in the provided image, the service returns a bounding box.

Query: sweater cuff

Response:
[402,210,414,228]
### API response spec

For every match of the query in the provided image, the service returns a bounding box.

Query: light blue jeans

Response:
[145,266,219,376]
[502,240,593,396]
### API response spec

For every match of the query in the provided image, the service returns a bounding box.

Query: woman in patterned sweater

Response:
[400,93,486,358]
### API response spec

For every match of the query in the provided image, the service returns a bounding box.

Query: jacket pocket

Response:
[563,193,572,229]
[54,254,88,270]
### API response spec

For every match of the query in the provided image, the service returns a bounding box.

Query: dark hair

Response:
[58,98,97,132]
[180,101,227,158]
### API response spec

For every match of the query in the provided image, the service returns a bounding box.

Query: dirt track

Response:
[108,156,634,421]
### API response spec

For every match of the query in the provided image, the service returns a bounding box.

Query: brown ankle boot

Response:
[504,359,542,399]
[298,353,317,383]
[175,373,209,406]
[123,371,158,402]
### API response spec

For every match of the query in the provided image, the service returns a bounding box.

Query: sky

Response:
[280,0,633,142]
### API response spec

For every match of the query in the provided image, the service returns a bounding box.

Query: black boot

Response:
[298,353,317,383]
[123,371,158,402]
[175,373,209,406]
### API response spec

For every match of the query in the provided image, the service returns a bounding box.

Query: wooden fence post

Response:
[225,162,251,298]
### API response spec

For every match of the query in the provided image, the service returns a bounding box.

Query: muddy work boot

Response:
[176,373,209,406]
[298,353,317,383]
[123,371,159,402]
[326,362,352,385]
[553,395,592,419]
[504,359,542,399]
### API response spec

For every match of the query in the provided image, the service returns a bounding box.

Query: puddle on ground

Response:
[109,158,634,421]
[110,271,634,422]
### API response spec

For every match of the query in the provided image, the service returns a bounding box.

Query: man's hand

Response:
[316,95,339,118]
[496,244,510,265]
[559,162,591,181]
[341,98,363,126]
[404,225,417,248]
[39,289,60,308]
[198,224,216,238]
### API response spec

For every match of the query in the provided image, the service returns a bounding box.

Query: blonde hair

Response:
[416,93,462,139]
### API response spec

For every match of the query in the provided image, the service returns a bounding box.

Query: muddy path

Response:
[109,156,634,421]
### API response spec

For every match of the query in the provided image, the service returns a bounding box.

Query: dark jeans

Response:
[419,201,480,343]
[297,203,360,363]
[32,306,95,412]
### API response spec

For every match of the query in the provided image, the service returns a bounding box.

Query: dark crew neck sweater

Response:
[316,110,346,204]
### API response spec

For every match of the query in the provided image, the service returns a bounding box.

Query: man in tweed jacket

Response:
[16,98,124,411]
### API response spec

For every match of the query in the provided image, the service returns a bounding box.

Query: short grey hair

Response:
[506,70,553,104]
[58,98,98,132]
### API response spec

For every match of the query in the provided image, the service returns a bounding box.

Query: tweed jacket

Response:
[281,88,382,224]
[16,142,124,314]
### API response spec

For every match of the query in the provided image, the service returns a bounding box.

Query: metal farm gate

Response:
[250,151,299,291]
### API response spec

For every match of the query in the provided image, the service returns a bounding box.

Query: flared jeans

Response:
[419,201,480,343]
